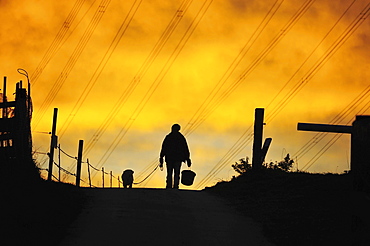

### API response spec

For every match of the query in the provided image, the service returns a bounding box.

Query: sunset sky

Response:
[1,0,369,189]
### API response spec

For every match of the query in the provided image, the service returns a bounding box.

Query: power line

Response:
[293,85,370,159]
[299,90,370,171]
[81,0,193,160]
[195,1,369,188]
[33,0,111,129]
[141,0,312,184]
[266,2,369,123]
[192,0,316,188]
[61,0,195,179]
[183,0,284,136]
[58,0,143,138]
[30,0,87,85]
[184,0,314,136]
[88,0,213,176]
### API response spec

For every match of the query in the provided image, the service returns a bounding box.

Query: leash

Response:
[133,164,159,185]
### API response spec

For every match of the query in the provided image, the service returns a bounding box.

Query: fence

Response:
[40,142,125,188]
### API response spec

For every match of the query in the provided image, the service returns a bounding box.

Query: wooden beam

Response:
[0,101,16,108]
[297,123,352,134]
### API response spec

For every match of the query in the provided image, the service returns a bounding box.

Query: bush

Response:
[231,157,251,174]
[232,154,294,175]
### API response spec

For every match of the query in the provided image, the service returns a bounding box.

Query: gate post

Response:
[351,116,370,192]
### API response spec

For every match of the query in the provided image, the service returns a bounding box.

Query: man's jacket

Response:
[160,131,190,162]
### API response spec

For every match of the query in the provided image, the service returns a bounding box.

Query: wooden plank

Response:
[297,123,352,134]
[0,101,16,108]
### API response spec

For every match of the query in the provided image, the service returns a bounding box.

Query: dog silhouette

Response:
[121,169,134,188]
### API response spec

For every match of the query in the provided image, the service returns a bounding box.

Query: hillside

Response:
[4,169,367,246]
[205,170,358,246]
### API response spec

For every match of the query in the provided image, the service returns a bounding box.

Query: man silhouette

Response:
[159,124,191,189]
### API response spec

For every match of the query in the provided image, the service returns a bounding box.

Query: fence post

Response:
[47,108,58,181]
[87,158,92,188]
[2,76,7,119]
[110,171,113,188]
[75,140,84,187]
[102,167,105,188]
[58,144,61,182]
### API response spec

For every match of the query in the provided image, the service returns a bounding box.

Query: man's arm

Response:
[159,136,167,167]
[182,135,191,167]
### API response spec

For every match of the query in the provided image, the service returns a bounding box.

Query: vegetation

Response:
[232,154,294,174]
[206,169,353,246]
[231,157,251,174]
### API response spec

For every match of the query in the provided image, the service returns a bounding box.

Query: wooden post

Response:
[252,108,264,170]
[76,140,84,187]
[351,116,370,192]
[102,167,105,188]
[1,77,7,148]
[58,144,61,182]
[2,77,7,118]
[87,158,92,188]
[110,171,113,188]
[47,108,58,181]
[298,115,370,191]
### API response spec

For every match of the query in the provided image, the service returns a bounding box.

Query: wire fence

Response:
[40,144,129,188]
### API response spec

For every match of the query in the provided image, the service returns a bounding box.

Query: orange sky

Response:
[1,0,369,189]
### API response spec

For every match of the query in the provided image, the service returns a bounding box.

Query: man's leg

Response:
[166,162,174,189]
[173,161,182,189]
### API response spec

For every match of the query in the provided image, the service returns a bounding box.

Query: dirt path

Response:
[59,188,274,246]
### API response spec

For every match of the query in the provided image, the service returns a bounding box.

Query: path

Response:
[60,188,274,246]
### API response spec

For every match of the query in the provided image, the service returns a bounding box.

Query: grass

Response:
[205,169,354,246]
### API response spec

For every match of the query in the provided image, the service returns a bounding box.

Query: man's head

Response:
[171,124,181,132]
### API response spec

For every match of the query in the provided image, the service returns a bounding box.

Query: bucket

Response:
[181,170,196,186]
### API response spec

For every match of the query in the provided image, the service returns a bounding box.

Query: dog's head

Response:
[122,169,134,176]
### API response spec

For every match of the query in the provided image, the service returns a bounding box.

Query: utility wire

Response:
[30,0,86,85]
[58,0,143,138]
[266,2,369,123]
[195,1,368,188]
[138,0,283,184]
[33,0,111,128]
[293,85,369,159]
[184,0,314,136]
[89,0,213,177]
[82,0,193,160]
[300,90,370,171]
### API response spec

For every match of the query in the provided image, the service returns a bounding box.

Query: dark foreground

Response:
[3,171,367,246]
[2,180,85,246]
[206,170,363,246]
